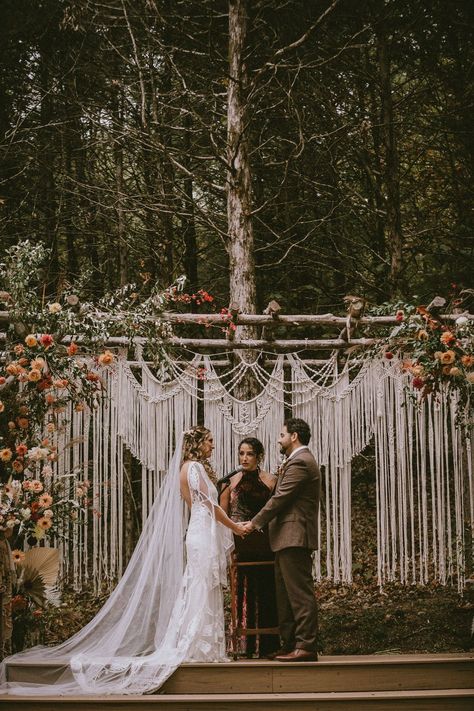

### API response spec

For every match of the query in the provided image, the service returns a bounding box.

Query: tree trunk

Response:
[227,0,256,323]
[375,11,404,298]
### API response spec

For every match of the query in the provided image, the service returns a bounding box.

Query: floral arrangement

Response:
[0,241,222,546]
[372,289,473,428]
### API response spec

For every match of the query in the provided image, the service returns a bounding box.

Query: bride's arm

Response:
[183,461,245,536]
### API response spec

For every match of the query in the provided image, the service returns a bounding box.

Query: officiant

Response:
[219,437,279,657]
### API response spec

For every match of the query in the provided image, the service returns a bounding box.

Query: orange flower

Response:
[16,444,28,456]
[440,331,456,346]
[0,448,13,462]
[13,344,24,356]
[31,480,43,493]
[11,550,25,564]
[411,365,424,376]
[25,334,38,348]
[17,417,29,429]
[98,350,114,366]
[38,493,53,508]
[38,517,52,530]
[6,362,21,376]
[67,342,78,356]
[440,350,455,365]
[45,393,56,404]
[442,365,452,375]
[461,354,474,368]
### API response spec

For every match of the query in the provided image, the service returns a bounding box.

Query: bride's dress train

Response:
[0,448,234,696]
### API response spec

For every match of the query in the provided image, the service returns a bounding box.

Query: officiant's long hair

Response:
[182,425,218,484]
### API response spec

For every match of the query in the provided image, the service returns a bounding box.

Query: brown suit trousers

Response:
[251,448,320,652]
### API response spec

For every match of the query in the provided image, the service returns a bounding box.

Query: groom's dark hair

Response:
[284,418,311,445]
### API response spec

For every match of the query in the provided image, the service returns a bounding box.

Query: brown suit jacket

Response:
[251,448,321,552]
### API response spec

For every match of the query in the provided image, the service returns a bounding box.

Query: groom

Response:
[242,418,320,662]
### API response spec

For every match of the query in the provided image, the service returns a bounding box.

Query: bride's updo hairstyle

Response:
[182,426,218,484]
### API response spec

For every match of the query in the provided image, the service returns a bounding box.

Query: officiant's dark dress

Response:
[229,470,279,657]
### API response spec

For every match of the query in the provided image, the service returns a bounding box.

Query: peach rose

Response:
[6,362,21,376]
[440,350,455,365]
[466,372,474,384]
[31,480,44,493]
[25,334,38,348]
[13,344,24,356]
[30,357,46,371]
[22,480,32,491]
[27,369,42,382]
[98,350,114,366]
[449,367,461,377]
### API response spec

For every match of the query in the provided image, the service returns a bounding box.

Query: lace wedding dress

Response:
[0,441,234,696]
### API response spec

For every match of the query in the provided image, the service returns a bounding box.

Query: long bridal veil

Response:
[1,433,192,695]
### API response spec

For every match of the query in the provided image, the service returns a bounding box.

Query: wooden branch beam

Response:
[0,311,471,327]
[0,333,378,351]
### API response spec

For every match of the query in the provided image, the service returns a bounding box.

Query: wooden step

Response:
[1,688,474,710]
[5,654,474,694]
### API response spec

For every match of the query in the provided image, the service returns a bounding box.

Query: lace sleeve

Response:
[187,462,217,511]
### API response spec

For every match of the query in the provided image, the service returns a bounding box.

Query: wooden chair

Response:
[229,551,279,660]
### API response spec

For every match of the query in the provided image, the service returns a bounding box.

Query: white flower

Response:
[6,519,16,528]
[20,508,31,520]
[48,302,62,314]
[28,446,50,462]
[455,315,469,327]
[43,509,53,518]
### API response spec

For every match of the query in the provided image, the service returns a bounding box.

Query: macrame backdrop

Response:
[52,353,473,593]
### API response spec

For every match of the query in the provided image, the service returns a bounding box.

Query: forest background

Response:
[0,0,473,653]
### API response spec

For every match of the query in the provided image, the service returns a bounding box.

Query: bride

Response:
[1,426,246,695]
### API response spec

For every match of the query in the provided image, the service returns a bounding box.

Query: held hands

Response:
[232,521,256,537]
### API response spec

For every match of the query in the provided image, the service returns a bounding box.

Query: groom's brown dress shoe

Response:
[275,649,318,662]
[266,648,292,660]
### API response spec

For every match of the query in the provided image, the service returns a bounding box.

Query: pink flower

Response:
[412,377,424,390]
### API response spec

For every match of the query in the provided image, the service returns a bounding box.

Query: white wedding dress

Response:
[0,445,234,696]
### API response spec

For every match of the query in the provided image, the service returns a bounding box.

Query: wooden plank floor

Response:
[2,689,474,711]
[2,654,473,710]
[5,653,474,693]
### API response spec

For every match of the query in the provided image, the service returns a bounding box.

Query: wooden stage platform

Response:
[1,653,473,709]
